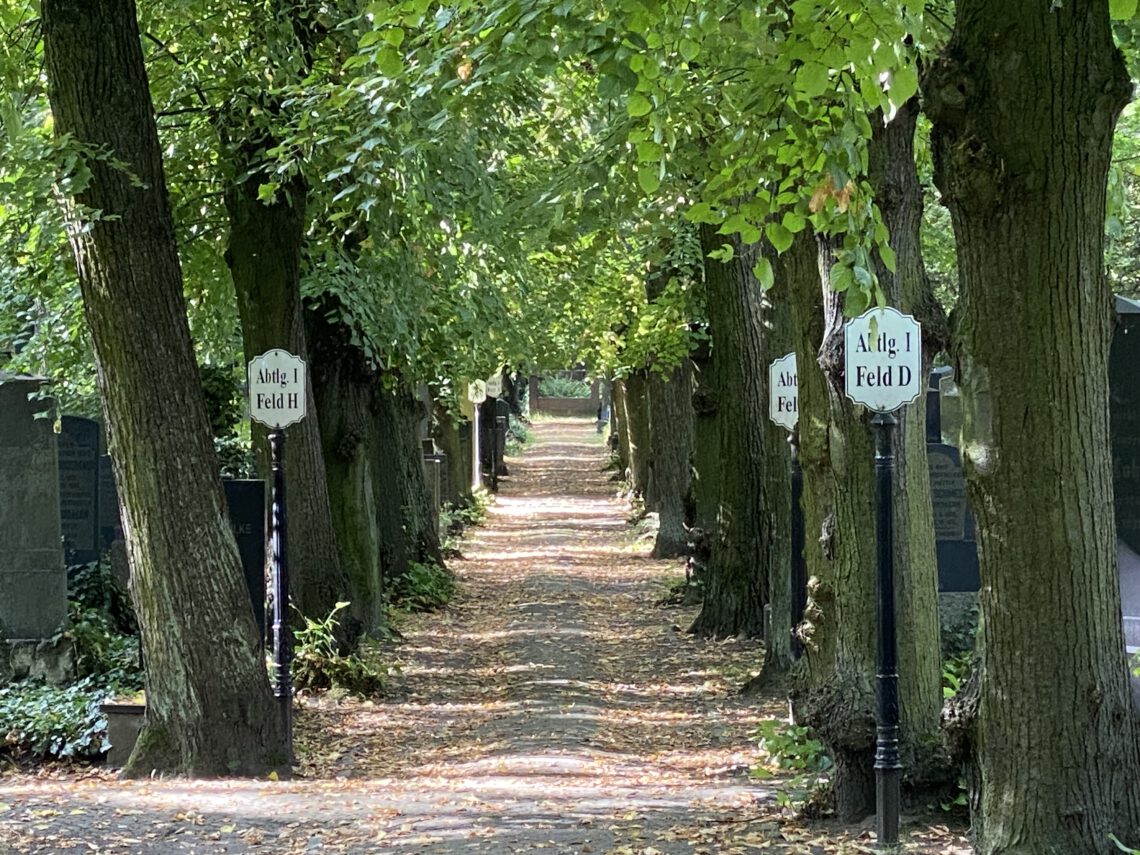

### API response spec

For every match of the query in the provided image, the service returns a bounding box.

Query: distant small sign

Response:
[768,352,798,431]
[467,380,487,404]
[485,374,503,398]
[248,349,307,429]
[843,307,922,413]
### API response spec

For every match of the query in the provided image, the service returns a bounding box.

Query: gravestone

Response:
[1111,296,1140,655]
[58,416,100,565]
[223,480,267,645]
[98,454,122,551]
[927,371,980,593]
[0,375,70,682]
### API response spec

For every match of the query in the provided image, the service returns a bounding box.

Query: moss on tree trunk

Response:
[42,0,286,775]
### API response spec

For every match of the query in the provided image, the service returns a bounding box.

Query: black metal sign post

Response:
[841,307,921,852]
[269,429,292,761]
[248,347,307,767]
[872,412,900,848]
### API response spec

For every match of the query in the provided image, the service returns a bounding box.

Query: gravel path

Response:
[0,418,778,854]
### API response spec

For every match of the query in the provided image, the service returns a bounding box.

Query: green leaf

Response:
[879,242,897,273]
[795,62,830,99]
[679,39,699,62]
[636,140,662,162]
[888,64,918,109]
[754,257,775,291]
[376,48,403,78]
[637,164,661,194]
[627,93,653,117]
[766,222,793,253]
[1110,0,1138,19]
[686,201,719,224]
[257,182,279,202]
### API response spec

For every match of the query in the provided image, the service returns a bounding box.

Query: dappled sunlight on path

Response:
[0,418,786,853]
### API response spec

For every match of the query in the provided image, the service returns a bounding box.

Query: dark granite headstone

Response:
[0,376,67,642]
[58,416,100,565]
[97,455,121,550]
[927,371,980,593]
[223,479,266,643]
[1112,296,1140,654]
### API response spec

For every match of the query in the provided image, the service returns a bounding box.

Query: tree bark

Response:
[376,382,444,588]
[927,2,1140,849]
[757,278,794,680]
[225,169,352,630]
[690,227,767,638]
[787,233,877,819]
[688,336,719,592]
[433,403,474,509]
[867,101,946,778]
[305,301,383,634]
[612,378,633,479]
[623,370,652,499]
[42,0,286,775]
[647,360,694,558]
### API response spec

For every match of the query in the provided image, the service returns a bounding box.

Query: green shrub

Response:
[292,603,392,697]
[942,651,973,700]
[537,376,591,398]
[0,678,111,759]
[505,414,533,456]
[750,720,833,808]
[387,562,456,612]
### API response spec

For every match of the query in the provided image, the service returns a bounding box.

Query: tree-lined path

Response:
[1,418,784,853]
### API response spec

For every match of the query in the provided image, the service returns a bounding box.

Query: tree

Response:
[689,228,768,639]
[41,0,286,775]
[926,0,1140,849]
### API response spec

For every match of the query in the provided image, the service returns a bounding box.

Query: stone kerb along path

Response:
[0,417,778,853]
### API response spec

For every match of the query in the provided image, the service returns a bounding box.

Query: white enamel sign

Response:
[485,374,503,398]
[768,352,798,431]
[843,307,922,413]
[467,380,487,404]
[248,349,307,429]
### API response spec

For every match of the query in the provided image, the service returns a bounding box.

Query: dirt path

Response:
[0,418,781,853]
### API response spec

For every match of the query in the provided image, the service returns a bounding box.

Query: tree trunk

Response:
[690,227,767,638]
[305,303,383,634]
[757,279,794,680]
[433,403,473,509]
[42,0,286,775]
[648,360,694,558]
[623,370,652,499]
[689,337,719,592]
[927,2,1140,849]
[612,378,633,478]
[787,233,877,819]
[867,100,946,777]
[225,169,351,630]
[376,383,444,588]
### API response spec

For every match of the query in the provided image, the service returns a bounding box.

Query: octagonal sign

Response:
[248,349,307,429]
[843,307,922,413]
[768,352,798,431]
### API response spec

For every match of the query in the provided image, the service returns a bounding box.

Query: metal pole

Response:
[789,428,807,659]
[872,412,900,849]
[269,429,293,761]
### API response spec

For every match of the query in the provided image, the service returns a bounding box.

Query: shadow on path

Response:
[0,418,776,853]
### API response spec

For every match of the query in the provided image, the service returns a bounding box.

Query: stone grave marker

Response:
[98,454,121,551]
[927,370,980,593]
[58,415,100,565]
[223,479,267,644]
[1111,296,1140,655]
[0,375,70,680]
